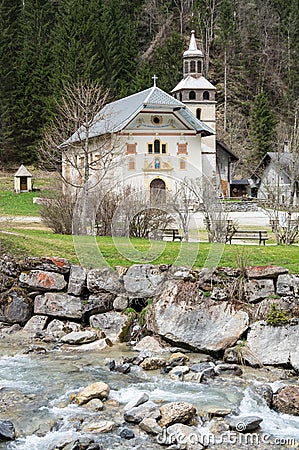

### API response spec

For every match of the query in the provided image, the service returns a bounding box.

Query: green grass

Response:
[0,228,298,272]
[0,191,42,216]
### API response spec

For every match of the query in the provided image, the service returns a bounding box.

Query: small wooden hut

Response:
[14,165,33,193]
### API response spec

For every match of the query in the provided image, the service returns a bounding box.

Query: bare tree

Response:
[254,111,299,244]
[167,179,194,241]
[196,0,219,77]
[39,80,123,235]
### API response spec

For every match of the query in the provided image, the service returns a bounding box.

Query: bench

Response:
[227,230,269,245]
[162,229,183,241]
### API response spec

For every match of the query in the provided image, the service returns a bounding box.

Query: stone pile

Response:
[0,256,298,373]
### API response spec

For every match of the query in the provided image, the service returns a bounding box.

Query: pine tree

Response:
[0,0,22,164]
[250,91,276,161]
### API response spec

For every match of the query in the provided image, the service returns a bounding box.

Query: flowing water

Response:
[0,341,298,450]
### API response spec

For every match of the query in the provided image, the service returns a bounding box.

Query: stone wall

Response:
[0,255,298,371]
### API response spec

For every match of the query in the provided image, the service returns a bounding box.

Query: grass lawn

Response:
[0,228,298,272]
[0,191,42,216]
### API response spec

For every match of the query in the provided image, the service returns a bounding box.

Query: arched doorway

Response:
[150,178,166,203]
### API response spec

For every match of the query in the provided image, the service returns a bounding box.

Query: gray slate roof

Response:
[14,165,32,177]
[64,86,214,145]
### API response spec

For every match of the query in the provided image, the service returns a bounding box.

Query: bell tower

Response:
[172,30,216,133]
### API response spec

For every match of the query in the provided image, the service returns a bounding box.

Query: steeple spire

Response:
[183,30,204,77]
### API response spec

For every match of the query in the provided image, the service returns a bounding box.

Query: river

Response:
[0,341,298,450]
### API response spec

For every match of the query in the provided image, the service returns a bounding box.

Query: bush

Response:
[40,186,76,234]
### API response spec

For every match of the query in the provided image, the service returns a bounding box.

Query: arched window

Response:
[203,91,210,100]
[197,61,202,73]
[150,178,166,203]
[196,108,201,120]
[184,61,189,74]
[189,91,196,100]
[190,60,196,72]
[154,139,160,154]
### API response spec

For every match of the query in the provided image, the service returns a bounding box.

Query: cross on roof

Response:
[152,74,158,87]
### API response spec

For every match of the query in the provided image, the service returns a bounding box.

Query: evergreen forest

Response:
[0,0,298,176]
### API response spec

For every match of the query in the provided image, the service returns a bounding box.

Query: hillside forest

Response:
[0,0,298,177]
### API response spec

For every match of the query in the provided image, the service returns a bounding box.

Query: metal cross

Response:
[152,74,158,87]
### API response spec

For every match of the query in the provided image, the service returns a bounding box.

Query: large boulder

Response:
[276,274,299,296]
[158,402,196,427]
[89,311,131,343]
[87,268,124,294]
[245,266,288,279]
[83,293,115,319]
[45,319,81,340]
[23,315,48,333]
[123,264,166,297]
[34,293,83,319]
[60,330,98,345]
[246,279,275,303]
[147,281,249,352]
[67,265,87,296]
[19,270,67,291]
[21,257,70,274]
[0,289,32,325]
[272,385,299,416]
[247,321,299,371]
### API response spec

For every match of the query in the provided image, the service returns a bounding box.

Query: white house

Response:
[63,31,236,198]
[251,152,299,204]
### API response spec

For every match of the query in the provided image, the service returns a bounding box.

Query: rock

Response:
[147,281,249,352]
[22,256,70,274]
[67,265,87,296]
[113,296,129,311]
[223,347,238,364]
[124,401,161,423]
[245,265,288,279]
[34,293,83,319]
[190,362,215,373]
[0,255,21,277]
[23,315,48,332]
[0,273,14,293]
[70,338,110,352]
[1,324,21,334]
[226,415,263,432]
[105,399,120,408]
[254,384,273,407]
[247,279,275,303]
[82,420,115,433]
[45,319,81,340]
[0,289,32,325]
[272,385,299,415]
[0,420,15,440]
[210,287,228,301]
[61,330,98,345]
[134,336,168,353]
[123,264,166,297]
[89,311,131,343]
[170,267,198,282]
[140,357,166,370]
[124,392,149,411]
[158,402,196,427]
[83,293,115,319]
[169,366,190,380]
[87,268,124,294]
[83,399,104,411]
[214,364,243,376]
[276,274,299,296]
[200,407,232,417]
[19,270,67,291]
[160,423,204,449]
[247,321,299,371]
[139,418,162,435]
[76,382,110,405]
[119,428,135,439]
[169,352,190,366]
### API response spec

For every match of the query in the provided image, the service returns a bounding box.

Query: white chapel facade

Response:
[63,31,221,196]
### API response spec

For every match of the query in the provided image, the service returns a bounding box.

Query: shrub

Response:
[40,184,76,234]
